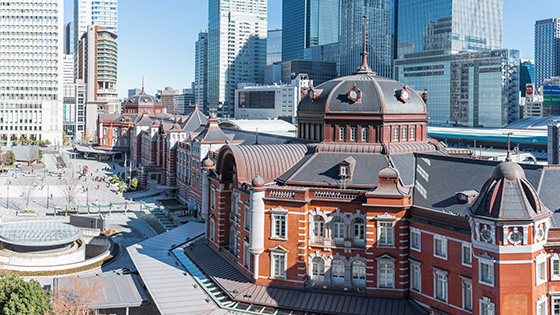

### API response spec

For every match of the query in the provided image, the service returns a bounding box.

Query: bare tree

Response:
[17,178,37,210]
[51,276,105,315]
[60,178,81,211]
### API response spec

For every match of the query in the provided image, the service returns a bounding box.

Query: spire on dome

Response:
[354,16,376,75]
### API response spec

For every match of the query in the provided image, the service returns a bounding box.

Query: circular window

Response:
[508,229,522,245]
[535,227,545,242]
[143,98,149,103]
[481,227,492,242]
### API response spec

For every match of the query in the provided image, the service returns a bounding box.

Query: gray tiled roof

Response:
[185,242,427,315]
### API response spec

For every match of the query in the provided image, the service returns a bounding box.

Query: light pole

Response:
[46,185,49,209]
[86,188,89,214]
[6,180,10,209]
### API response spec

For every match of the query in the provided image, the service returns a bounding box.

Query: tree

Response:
[5,151,15,166]
[62,131,68,145]
[17,178,37,210]
[130,178,138,190]
[118,181,126,193]
[111,175,119,184]
[0,271,51,315]
[51,276,105,315]
[60,178,80,211]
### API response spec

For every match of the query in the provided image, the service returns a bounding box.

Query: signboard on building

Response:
[526,84,534,96]
[544,86,560,106]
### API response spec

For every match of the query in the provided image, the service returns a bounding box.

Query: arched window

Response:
[311,257,325,282]
[353,218,365,244]
[361,127,368,142]
[229,229,237,256]
[332,216,345,241]
[352,260,366,286]
[313,215,325,241]
[331,259,345,285]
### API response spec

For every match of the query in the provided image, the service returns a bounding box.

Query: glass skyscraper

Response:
[282,0,339,61]
[339,0,396,77]
[520,60,535,97]
[535,18,560,87]
[208,0,267,116]
[397,0,502,59]
[267,29,282,65]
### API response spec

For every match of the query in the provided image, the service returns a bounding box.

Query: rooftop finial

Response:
[354,16,375,75]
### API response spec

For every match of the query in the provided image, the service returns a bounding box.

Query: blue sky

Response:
[64,0,558,98]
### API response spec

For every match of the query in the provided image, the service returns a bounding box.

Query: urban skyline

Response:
[63,0,560,98]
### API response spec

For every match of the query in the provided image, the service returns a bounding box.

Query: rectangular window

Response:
[537,259,547,285]
[479,261,494,286]
[361,127,368,141]
[480,298,495,315]
[272,253,286,278]
[243,243,250,268]
[350,127,357,141]
[462,279,472,311]
[434,235,447,259]
[552,297,560,315]
[378,221,394,246]
[410,262,421,292]
[378,261,394,288]
[552,256,560,280]
[434,270,448,302]
[410,126,416,140]
[537,297,547,315]
[462,243,472,266]
[210,188,216,209]
[244,206,250,231]
[402,126,407,140]
[209,218,215,242]
[393,127,399,141]
[272,214,287,239]
[339,127,346,141]
[410,228,421,251]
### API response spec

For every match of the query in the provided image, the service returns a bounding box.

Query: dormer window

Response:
[339,156,356,179]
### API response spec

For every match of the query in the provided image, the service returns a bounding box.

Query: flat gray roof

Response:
[53,274,143,309]
[127,222,222,315]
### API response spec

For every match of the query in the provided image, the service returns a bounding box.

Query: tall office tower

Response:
[520,60,535,97]
[73,0,118,79]
[397,0,502,59]
[76,26,119,141]
[267,29,282,65]
[0,0,64,146]
[63,54,75,85]
[535,18,560,87]
[208,0,267,116]
[158,87,179,114]
[282,0,339,61]
[339,0,396,77]
[194,31,209,114]
[128,88,142,98]
[64,22,74,55]
[63,83,86,142]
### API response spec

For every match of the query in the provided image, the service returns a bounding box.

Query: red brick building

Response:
[200,57,560,315]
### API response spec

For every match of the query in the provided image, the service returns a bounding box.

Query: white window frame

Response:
[332,216,345,241]
[393,127,399,141]
[401,126,407,140]
[433,268,448,302]
[410,260,421,292]
[462,242,472,266]
[361,127,368,141]
[351,260,366,287]
[210,187,216,210]
[462,278,472,311]
[311,257,325,282]
[340,165,348,176]
[551,295,560,315]
[479,258,495,287]
[271,213,287,239]
[537,295,547,315]
[552,254,560,281]
[378,260,395,288]
[271,252,287,279]
[339,126,346,141]
[313,215,325,242]
[410,228,421,252]
[208,217,215,242]
[244,205,250,231]
[410,126,416,140]
[331,260,346,285]
[536,255,547,286]
[350,127,357,141]
[480,297,495,315]
[378,221,394,247]
[353,218,365,243]
[433,235,447,260]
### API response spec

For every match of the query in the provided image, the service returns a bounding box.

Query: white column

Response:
[249,179,265,281]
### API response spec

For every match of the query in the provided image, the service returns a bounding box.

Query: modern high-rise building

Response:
[173,88,196,115]
[128,88,142,98]
[207,0,267,116]
[157,87,180,114]
[340,0,396,77]
[282,0,339,61]
[63,54,75,85]
[267,29,282,65]
[520,60,535,97]
[0,0,65,145]
[396,0,502,59]
[76,25,119,141]
[63,83,86,141]
[194,31,209,114]
[535,18,560,87]
[64,22,74,55]
[73,0,118,79]
[395,49,520,127]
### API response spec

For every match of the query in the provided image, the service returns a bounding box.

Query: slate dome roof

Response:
[492,161,525,181]
[297,74,427,115]
[127,89,160,107]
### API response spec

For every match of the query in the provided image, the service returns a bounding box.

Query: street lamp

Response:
[46,185,49,209]
[6,180,10,209]
[86,188,89,214]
